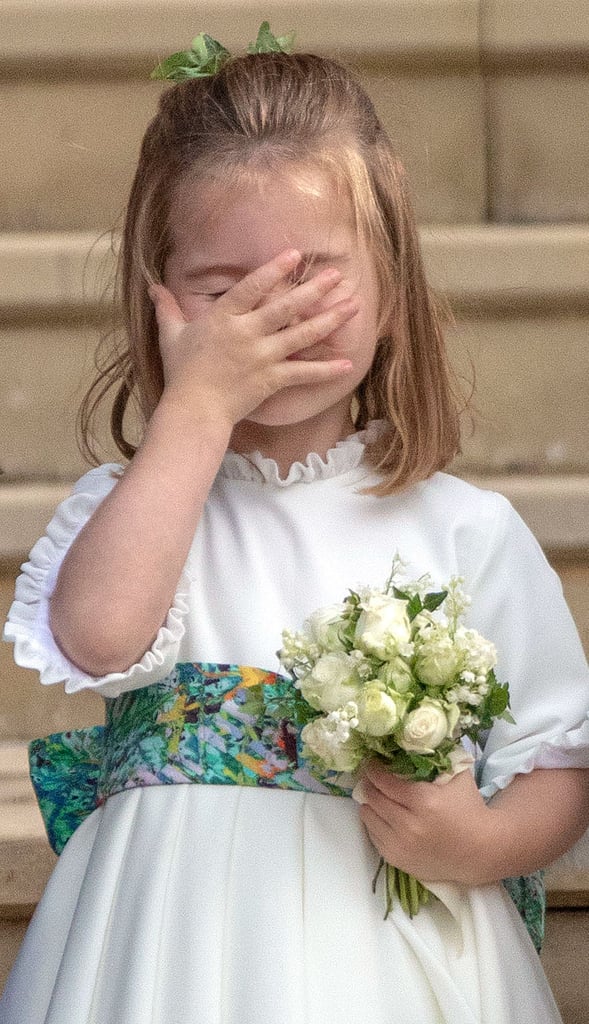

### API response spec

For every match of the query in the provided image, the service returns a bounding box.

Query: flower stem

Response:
[378,864,433,919]
[372,857,384,894]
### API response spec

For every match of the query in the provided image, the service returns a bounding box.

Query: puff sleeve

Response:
[462,495,589,799]
[3,465,191,698]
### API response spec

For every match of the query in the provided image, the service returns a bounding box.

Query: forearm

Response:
[50,400,232,675]
[479,767,589,882]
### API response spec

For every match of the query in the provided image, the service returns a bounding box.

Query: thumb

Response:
[148,284,187,341]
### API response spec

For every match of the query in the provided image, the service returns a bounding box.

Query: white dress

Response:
[3,424,589,1024]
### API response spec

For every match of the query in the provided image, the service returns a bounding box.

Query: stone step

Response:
[0,0,481,63]
[0,1,588,228]
[2,475,589,566]
[4,226,589,314]
[0,65,485,230]
[3,0,588,68]
[1,226,587,481]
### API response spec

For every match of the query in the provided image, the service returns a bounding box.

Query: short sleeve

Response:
[465,495,589,801]
[3,464,190,698]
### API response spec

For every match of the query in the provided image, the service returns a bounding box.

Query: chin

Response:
[244,397,326,429]
[247,382,356,428]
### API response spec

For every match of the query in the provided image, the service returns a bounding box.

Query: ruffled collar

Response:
[219,420,386,487]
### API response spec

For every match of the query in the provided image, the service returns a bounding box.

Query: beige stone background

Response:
[1,1,589,1018]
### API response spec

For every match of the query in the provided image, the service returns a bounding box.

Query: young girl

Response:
[3,39,589,1024]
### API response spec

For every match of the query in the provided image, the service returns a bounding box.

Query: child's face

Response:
[164,166,382,444]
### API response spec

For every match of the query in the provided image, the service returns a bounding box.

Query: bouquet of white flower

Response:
[278,560,514,918]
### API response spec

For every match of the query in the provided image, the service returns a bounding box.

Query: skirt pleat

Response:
[0,786,563,1024]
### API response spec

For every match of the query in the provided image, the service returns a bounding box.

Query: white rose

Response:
[301,716,363,772]
[378,657,415,693]
[306,603,347,650]
[354,594,411,660]
[299,652,361,713]
[415,634,462,688]
[356,685,406,737]
[397,699,454,754]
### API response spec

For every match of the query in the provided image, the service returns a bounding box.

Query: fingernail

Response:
[352,779,368,804]
[283,249,301,266]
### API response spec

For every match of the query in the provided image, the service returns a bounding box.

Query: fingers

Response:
[221,249,301,316]
[219,250,356,348]
[273,295,359,359]
[362,762,418,809]
[254,266,346,334]
[272,354,354,391]
[149,284,187,342]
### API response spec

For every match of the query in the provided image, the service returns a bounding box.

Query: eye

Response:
[195,290,228,300]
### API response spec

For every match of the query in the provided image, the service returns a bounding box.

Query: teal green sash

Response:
[28,661,545,951]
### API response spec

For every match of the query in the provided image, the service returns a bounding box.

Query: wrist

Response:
[458,801,542,885]
[159,384,237,436]
[148,393,234,453]
[459,806,512,884]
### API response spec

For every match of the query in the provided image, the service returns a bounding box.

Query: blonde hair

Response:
[80,51,463,494]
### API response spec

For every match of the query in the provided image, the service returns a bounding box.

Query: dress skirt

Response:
[1,784,562,1024]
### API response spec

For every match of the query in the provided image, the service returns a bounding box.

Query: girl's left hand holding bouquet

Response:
[359,755,589,887]
[49,249,358,678]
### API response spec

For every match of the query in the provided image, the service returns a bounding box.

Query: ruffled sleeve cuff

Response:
[3,465,190,698]
[478,717,589,800]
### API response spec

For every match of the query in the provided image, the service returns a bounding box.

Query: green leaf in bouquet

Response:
[344,589,361,611]
[392,586,411,602]
[422,590,448,613]
[499,707,516,724]
[406,594,423,621]
[473,676,515,736]
[408,753,439,781]
[293,699,319,728]
[382,749,420,776]
[364,734,394,758]
[247,21,295,54]
[486,680,512,717]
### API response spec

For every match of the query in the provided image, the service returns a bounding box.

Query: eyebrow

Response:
[184,251,352,279]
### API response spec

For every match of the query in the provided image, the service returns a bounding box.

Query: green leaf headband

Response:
[151,22,295,82]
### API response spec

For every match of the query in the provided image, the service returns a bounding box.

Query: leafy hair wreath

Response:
[151,22,295,82]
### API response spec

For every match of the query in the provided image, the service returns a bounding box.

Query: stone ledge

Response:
[0,1,479,66]
[463,475,589,552]
[2,475,589,562]
[2,0,588,71]
[0,233,114,316]
[0,483,72,562]
[422,225,589,310]
[482,0,589,54]
[2,226,588,316]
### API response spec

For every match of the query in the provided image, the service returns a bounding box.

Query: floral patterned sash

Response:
[28,661,545,951]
